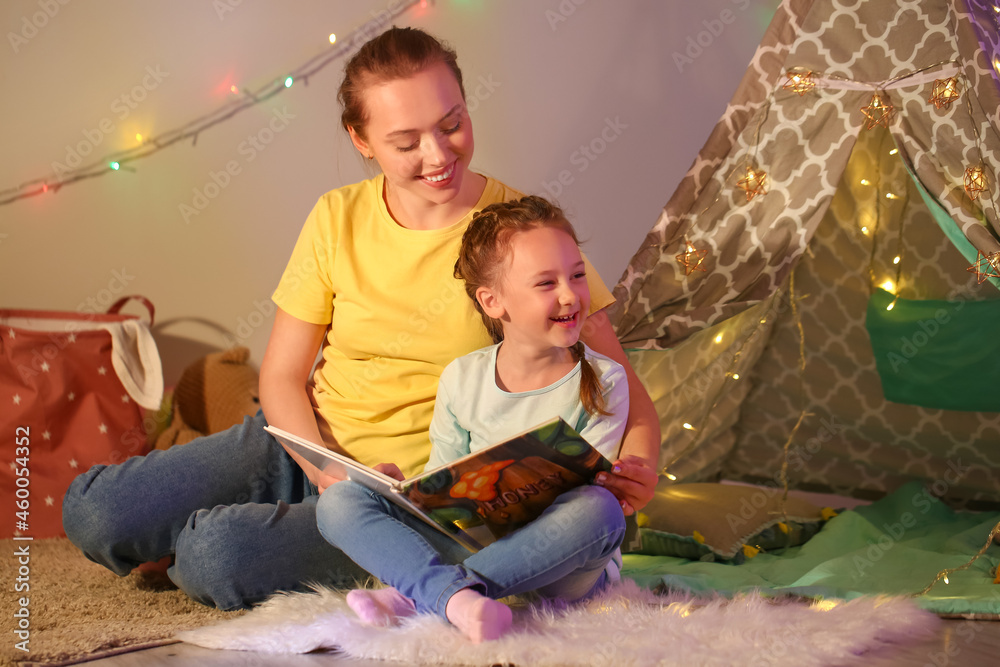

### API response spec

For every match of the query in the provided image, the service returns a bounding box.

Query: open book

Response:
[265,418,613,552]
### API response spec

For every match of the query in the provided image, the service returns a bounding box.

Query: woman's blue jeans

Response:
[317,479,626,619]
[62,411,368,610]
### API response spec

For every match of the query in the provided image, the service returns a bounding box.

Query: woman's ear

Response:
[347,126,373,159]
[476,286,505,319]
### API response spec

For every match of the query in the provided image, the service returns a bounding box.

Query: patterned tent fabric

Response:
[610,0,1000,505]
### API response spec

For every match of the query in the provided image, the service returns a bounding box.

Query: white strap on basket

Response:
[1,314,164,411]
[98,319,163,411]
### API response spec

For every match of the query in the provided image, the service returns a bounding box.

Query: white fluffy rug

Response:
[178,581,940,666]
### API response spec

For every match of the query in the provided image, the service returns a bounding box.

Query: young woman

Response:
[318,196,632,643]
[62,27,658,611]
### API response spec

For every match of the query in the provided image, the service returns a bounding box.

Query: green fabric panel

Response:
[620,482,1000,615]
[902,153,1000,291]
[864,287,1000,412]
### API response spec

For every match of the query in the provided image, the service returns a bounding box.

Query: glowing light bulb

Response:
[328,33,337,44]
[109,161,120,170]
[135,133,143,143]
[230,84,239,94]
[886,299,896,311]
[893,256,900,265]
[885,192,899,200]
[284,76,294,88]
[889,148,898,155]
[994,57,1000,76]
[881,280,895,293]
[41,183,48,193]
[861,226,869,235]
[731,373,740,380]
[944,575,950,584]
[860,179,870,186]
[714,334,723,344]
[666,472,678,481]
[682,423,695,430]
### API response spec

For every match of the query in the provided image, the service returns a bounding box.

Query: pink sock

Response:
[346,587,416,627]
[445,588,512,643]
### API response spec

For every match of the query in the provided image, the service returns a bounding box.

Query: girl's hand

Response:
[595,455,658,516]
[374,462,405,481]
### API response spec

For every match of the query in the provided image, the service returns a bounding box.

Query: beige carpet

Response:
[1,538,239,666]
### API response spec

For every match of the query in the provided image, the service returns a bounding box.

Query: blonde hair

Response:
[455,196,610,416]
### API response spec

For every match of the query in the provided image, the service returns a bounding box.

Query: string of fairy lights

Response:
[0,0,426,207]
[663,52,1000,592]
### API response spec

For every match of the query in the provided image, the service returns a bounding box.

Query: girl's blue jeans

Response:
[317,479,626,619]
[61,411,368,610]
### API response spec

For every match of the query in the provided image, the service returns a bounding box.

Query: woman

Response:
[63,27,658,611]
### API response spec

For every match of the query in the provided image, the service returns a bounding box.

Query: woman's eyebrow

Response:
[385,105,463,139]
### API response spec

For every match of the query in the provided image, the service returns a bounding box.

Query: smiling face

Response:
[477,226,591,356]
[348,62,476,222]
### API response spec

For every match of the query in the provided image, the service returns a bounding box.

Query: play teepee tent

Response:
[610,0,1000,507]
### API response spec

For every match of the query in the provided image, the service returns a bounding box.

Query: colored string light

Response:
[0,0,423,206]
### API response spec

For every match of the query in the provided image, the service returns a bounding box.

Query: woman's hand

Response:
[595,455,658,516]
[281,447,345,494]
[373,462,405,482]
[580,309,662,514]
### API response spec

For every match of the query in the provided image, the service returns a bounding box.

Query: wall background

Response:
[1,0,781,384]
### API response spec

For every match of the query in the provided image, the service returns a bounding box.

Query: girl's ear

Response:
[476,286,505,319]
[347,126,373,159]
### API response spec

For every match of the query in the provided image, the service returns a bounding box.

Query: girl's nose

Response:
[558,285,578,305]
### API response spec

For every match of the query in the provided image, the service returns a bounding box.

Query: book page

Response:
[264,426,398,496]
[398,418,612,548]
[264,425,484,551]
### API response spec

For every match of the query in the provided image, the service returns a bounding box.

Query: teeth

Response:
[424,164,454,182]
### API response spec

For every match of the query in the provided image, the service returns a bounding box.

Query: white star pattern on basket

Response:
[41,361,50,372]
[98,366,107,375]
[69,459,79,469]
[121,394,130,403]
[13,394,20,405]
[8,328,15,339]
[45,496,54,506]
[67,333,76,343]
[43,431,51,440]
[68,392,75,401]
[98,423,108,434]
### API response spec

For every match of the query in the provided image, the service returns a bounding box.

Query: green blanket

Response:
[621,482,1000,615]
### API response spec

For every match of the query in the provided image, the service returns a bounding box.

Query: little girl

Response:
[316,195,630,642]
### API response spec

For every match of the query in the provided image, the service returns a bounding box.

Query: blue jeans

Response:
[62,411,368,610]
[317,480,625,618]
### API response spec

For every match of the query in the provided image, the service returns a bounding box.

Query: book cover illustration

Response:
[400,418,613,550]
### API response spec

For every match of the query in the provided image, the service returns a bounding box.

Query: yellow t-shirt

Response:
[272,174,615,476]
